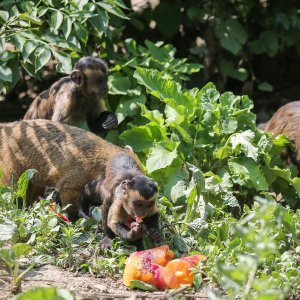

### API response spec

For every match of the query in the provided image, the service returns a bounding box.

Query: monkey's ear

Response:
[70,69,81,85]
[121,180,129,191]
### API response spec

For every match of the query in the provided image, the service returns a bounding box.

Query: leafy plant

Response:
[0,242,34,294]
[0,0,129,93]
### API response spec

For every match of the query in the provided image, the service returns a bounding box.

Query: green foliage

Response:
[16,287,75,300]
[130,280,158,292]
[118,68,300,298]
[128,1,300,93]
[108,39,202,124]
[0,0,129,92]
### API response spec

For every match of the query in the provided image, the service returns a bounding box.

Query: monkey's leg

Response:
[143,213,163,244]
[99,199,115,252]
[59,188,81,222]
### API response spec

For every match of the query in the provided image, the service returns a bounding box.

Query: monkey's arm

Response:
[109,221,145,242]
[143,212,163,243]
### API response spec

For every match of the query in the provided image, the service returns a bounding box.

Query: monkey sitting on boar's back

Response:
[259,101,300,167]
[0,120,162,250]
[23,56,118,133]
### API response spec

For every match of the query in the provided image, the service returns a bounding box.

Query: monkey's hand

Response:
[127,223,145,241]
[99,111,118,130]
[100,236,113,252]
[148,227,163,244]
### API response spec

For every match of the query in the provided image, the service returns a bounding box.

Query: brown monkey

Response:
[0,120,162,248]
[23,56,117,133]
[78,153,162,250]
[260,101,300,164]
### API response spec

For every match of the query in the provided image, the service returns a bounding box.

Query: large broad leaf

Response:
[120,124,161,152]
[230,130,258,161]
[51,11,64,32]
[12,243,32,258]
[16,287,75,300]
[53,51,72,74]
[146,142,179,173]
[228,157,269,191]
[133,68,194,113]
[34,46,52,72]
[16,169,38,202]
[0,222,17,241]
[22,40,40,62]
[116,96,146,123]
[0,65,12,82]
[215,18,247,55]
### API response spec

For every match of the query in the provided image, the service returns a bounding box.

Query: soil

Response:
[0,264,208,300]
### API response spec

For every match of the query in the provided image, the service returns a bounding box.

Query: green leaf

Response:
[19,13,42,25]
[34,46,52,71]
[129,280,158,291]
[120,125,161,152]
[74,22,88,44]
[22,40,40,62]
[62,17,72,39]
[16,169,38,202]
[16,287,75,300]
[173,234,189,253]
[12,243,32,258]
[258,82,273,92]
[89,9,108,34]
[97,2,129,19]
[11,34,26,51]
[146,142,179,173]
[53,51,72,74]
[116,96,146,123]
[91,207,101,223]
[230,130,258,161]
[0,222,17,241]
[134,68,194,112]
[220,60,248,82]
[0,10,9,21]
[0,65,12,82]
[228,157,269,190]
[109,76,140,96]
[51,11,64,32]
[251,31,279,56]
[215,18,247,54]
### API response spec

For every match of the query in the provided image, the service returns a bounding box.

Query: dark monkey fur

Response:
[0,120,162,247]
[23,57,117,133]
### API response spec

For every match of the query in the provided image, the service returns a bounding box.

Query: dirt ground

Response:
[0,264,208,300]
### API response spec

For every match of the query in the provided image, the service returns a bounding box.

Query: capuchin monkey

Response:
[23,56,118,133]
[0,120,162,250]
[79,153,163,251]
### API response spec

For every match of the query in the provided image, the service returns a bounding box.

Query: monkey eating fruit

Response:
[0,120,162,250]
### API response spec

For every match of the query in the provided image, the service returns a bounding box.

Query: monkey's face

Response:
[125,189,157,220]
[84,70,108,98]
[71,57,109,98]
[121,175,158,220]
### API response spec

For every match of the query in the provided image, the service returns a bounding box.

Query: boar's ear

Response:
[70,69,81,85]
